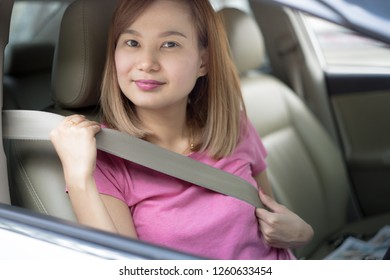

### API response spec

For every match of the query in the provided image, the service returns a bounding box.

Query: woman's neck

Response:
[137,108,192,154]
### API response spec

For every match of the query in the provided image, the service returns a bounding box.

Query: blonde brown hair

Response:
[100,0,246,158]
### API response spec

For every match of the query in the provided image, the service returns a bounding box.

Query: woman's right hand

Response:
[50,115,101,189]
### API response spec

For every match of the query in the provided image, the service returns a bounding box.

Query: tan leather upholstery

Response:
[219,7,390,259]
[52,0,117,108]
[219,7,265,74]
[7,0,118,221]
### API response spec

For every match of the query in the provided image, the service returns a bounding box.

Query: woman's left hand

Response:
[256,188,314,249]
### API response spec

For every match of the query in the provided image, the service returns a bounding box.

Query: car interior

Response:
[219,6,390,259]
[1,0,390,259]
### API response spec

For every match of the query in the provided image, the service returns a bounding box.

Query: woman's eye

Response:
[126,40,139,47]
[162,41,178,48]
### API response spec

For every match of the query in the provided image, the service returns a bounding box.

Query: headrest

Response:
[51,0,118,109]
[4,43,54,76]
[219,8,265,74]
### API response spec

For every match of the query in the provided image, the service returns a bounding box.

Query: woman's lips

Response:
[135,80,164,91]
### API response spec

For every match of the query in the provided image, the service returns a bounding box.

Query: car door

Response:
[306,16,390,217]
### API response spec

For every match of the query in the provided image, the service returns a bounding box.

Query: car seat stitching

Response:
[14,141,48,214]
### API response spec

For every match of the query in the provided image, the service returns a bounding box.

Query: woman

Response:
[50,0,313,259]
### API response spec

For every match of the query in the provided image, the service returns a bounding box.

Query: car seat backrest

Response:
[7,0,118,221]
[51,0,118,109]
[219,8,266,76]
[219,7,352,258]
[3,43,54,110]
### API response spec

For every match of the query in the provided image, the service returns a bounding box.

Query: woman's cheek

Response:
[115,48,134,73]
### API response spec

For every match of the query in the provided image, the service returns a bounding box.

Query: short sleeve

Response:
[242,117,268,176]
[93,150,127,203]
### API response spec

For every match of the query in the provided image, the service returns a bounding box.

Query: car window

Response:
[210,0,251,12]
[8,1,68,44]
[303,15,390,69]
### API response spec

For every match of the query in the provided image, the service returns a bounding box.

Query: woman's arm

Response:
[254,171,314,249]
[50,115,137,239]
[67,178,137,238]
[100,194,138,238]
[254,170,274,198]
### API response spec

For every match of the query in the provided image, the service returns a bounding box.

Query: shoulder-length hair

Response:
[100,0,246,159]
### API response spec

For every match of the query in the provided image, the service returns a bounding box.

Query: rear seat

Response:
[3,42,54,110]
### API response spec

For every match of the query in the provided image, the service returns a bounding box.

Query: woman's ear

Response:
[198,48,209,77]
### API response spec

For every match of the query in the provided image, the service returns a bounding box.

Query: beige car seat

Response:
[219,7,390,259]
[7,0,118,221]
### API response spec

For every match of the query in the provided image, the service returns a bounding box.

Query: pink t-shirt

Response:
[94,119,294,260]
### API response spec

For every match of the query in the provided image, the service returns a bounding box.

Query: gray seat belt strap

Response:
[2,110,263,208]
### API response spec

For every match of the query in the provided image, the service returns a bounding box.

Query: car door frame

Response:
[0,0,14,204]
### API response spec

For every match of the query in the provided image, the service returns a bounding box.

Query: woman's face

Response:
[115,0,208,115]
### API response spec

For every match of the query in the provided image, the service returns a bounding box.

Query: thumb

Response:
[259,188,282,213]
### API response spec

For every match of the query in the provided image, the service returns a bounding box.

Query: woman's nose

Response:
[136,49,160,72]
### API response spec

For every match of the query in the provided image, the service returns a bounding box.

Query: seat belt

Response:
[2,110,263,208]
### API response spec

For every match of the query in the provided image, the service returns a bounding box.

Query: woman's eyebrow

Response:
[122,29,187,39]
[122,29,141,36]
[159,30,188,39]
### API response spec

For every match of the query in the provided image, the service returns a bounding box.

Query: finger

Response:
[76,120,100,129]
[259,188,283,213]
[255,207,273,226]
[70,120,101,138]
[89,123,102,135]
[256,207,267,219]
[256,210,287,247]
[255,189,280,224]
[256,215,279,247]
[63,114,86,127]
